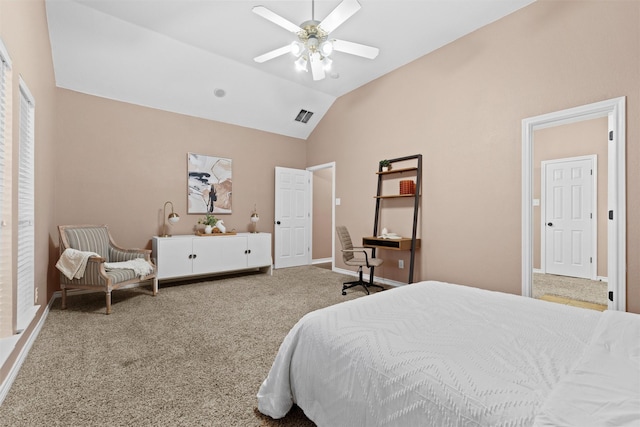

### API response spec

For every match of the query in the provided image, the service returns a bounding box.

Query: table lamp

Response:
[250,205,260,233]
[161,201,180,237]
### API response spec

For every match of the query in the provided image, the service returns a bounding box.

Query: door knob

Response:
[276,221,281,225]
[547,222,553,226]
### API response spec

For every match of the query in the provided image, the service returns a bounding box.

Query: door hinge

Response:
[609,210,614,220]
[590,169,593,175]
[590,213,593,219]
[609,291,614,302]
[590,257,593,263]
[609,130,614,141]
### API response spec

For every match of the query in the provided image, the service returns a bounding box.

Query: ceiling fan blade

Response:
[319,0,361,34]
[254,45,292,63]
[332,39,379,59]
[309,53,326,81]
[252,6,303,33]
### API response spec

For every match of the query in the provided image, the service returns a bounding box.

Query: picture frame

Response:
[187,153,232,214]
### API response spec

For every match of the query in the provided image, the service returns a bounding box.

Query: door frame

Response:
[540,155,597,280]
[522,96,625,310]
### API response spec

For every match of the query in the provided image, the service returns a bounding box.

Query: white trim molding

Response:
[0,300,49,406]
[522,96,626,311]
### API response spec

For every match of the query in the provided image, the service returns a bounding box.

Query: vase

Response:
[204,225,213,234]
[217,220,226,233]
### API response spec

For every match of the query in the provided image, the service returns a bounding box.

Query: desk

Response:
[362,237,421,251]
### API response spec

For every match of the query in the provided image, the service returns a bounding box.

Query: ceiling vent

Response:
[295,109,314,124]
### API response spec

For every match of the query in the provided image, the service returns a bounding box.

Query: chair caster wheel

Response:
[342,291,346,296]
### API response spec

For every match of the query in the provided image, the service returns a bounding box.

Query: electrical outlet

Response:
[398,260,404,269]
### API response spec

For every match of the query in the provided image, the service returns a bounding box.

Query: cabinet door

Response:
[155,238,193,279]
[192,236,247,274]
[247,233,272,268]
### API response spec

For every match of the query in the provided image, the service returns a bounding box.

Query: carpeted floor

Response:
[532,273,608,307]
[0,265,376,427]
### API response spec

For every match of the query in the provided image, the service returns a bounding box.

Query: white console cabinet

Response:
[152,233,272,281]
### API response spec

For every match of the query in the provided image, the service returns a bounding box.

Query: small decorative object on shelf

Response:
[250,204,260,233]
[379,159,391,172]
[400,180,416,195]
[198,213,218,234]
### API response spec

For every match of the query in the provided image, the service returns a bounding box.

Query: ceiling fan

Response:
[253,0,379,81]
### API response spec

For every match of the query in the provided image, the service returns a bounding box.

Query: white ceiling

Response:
[45,0,535,140]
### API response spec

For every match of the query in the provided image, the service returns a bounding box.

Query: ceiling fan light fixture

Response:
[253,0,378,81]
[291,41,305,57]
[295,56,308,72]
[320,41,333,56]
[306,36,319,51]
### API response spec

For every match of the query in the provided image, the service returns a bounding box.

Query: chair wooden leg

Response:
[105,291,112,315]
[152,277,158,296]
[61,288,67,310]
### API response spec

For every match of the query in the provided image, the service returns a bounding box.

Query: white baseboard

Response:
[0,298,53,406]
[312,258,332,265]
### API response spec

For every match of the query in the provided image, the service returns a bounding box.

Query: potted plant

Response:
[198,213,218,234]
[379,159,391,172]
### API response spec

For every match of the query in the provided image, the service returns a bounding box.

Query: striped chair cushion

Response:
[63,226,110,259]
[105,268,138,283]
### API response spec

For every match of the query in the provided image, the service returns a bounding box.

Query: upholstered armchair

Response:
[57,225,158,314]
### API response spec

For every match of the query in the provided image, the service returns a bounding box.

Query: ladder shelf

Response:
[365,154,422,283]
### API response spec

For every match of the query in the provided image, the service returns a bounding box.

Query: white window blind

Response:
[16,78,36,333]
[0,40,12,339]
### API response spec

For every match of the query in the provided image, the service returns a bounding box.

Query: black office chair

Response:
[336,225,384,295]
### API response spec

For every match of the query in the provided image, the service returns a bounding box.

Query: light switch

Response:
[533,199,540,206]
[335,198,341,206]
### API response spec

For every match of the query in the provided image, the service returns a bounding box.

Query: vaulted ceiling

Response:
[45,0,535,139]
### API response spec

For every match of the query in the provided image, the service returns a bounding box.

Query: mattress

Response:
[257,281,617,426]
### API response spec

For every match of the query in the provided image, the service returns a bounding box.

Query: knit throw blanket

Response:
[56,248,99,280]
[104,258,154,279]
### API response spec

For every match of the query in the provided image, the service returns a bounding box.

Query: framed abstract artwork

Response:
[187,153,232,214]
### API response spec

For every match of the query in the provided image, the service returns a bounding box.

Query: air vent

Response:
[294,109,314,124]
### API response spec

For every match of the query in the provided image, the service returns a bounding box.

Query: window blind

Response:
[16,78,35,333]
[0,40,12,339]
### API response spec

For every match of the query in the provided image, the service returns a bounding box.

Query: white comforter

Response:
[257,281,635,426]
[533,310,640,427]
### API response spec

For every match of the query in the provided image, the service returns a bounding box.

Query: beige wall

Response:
[533,118,608,277]
[307,0,640,312]
[0,0,57,383]
[53,89,306,252]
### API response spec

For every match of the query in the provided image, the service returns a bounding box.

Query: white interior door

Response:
[542,156,596,279]
[274,167,310,269]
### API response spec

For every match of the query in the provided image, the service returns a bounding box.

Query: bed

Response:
[257,281,640,426]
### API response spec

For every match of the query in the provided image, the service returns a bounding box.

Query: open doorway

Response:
[308,162,335,269]
[532,120,606,309]
[522,96,626,312]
